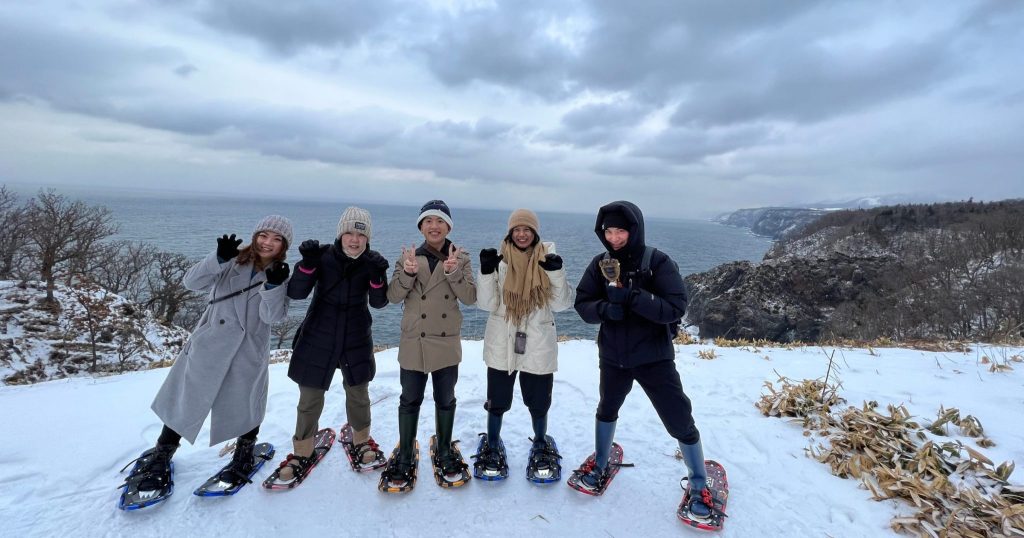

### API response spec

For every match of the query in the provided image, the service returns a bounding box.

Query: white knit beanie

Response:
[337,206,372,240]
[252,215,293,246]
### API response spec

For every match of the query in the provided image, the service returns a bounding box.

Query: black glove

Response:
[606,284,632,305]
[265,261,290,285]
[363,250,390,281]
[479,248,503,275]
[538,253,562,271]
[603,302,625,321]
[298,239,322,269]
[216,234,242,261]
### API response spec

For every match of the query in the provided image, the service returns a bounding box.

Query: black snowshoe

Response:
[118,443,177,510]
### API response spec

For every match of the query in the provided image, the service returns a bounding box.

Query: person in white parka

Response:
[473,209,575,481]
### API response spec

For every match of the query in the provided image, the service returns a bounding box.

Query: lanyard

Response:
[208,281,264,304]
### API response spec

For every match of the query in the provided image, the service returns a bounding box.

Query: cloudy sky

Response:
[1,0,1021,217]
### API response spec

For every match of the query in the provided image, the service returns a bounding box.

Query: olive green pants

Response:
[295,381,371,440]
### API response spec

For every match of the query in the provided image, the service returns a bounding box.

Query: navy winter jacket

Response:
[287,241,389,389]
[574,201,687,368]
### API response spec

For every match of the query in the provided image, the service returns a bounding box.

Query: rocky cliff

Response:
[689,200,1024,342]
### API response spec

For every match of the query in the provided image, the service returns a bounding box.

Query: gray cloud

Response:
[174,64,198,77]
[2,0,1023,218]
[542,99,652,149]
[414,0,580,98]
[632,123,775,164]
[193,0,403,54]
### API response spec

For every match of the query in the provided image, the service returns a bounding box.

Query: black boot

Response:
[119,442,177,507]
[219,437,256,484]
[382,411,419,484]
[398,410,419,466]
[434,406,465,475]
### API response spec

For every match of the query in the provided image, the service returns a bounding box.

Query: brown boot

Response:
[353,427,381,465]
[277,436,315,481]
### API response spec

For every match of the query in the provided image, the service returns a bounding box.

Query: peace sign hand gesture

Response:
[443,243,462,274]
[401,244,419,276]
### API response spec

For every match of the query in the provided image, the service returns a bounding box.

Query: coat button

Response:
[444,294,449,299]
[219,319,225,325]
[441,313,447,318]
[420,332,425,337]
[421,313,426,319]
[421,295,426,300]
[441,332,446,337]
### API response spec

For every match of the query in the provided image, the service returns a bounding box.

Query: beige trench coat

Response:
[387,250,476,373]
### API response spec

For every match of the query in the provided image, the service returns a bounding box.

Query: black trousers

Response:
[158,424,259,446]
[484,367,553,419]
[398,364,458,414]
[595,359,700,445]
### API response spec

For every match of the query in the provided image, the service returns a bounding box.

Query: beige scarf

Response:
[500,240,551,327]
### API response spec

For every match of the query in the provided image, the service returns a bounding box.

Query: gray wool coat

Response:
[151,251,289,446]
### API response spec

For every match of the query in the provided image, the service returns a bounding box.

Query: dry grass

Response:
[696,348,718,360]
[673,332,697,345]
[760,378,1024,537]
[755,373,844,431]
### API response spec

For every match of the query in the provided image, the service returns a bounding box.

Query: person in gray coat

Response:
[120,215,292,505]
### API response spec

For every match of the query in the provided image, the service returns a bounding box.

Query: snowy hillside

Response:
[0,281,188,385]
[1,339,1021,537]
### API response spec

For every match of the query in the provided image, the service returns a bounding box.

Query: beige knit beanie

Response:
[337,206,372,240]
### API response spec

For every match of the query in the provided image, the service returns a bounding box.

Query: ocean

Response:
[74,190,771,345]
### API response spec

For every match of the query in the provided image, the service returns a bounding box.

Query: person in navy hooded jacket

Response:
[572,200,713,518]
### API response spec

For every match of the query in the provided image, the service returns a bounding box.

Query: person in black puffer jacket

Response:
[273,206,390,483]
[573,201,714,519]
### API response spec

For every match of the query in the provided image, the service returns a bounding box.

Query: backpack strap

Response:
[640,246,655,274]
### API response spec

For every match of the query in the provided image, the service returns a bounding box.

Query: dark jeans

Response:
[484,367,553,419]
[158,424,259,446]
[398,364,458,414]
[595,359,700,444]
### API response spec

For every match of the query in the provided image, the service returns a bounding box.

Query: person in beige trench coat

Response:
[379,200,476,489]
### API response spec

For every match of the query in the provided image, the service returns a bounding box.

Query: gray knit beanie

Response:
[337,206,372,240]
[252,215,293,246]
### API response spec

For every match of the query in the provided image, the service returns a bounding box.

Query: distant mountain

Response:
[714,194,955,239]
[714,207,830,239]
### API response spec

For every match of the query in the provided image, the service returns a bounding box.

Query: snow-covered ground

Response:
[0,280,187,385]
[1,340,1021,537]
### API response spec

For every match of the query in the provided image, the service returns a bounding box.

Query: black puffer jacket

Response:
[574,201,687,368]
[287,241,389,389]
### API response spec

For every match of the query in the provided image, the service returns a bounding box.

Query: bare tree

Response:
[272,315,303,349]
[23,189,118,304]
[0,186,30,279]
[96,240,157,302]
[146,251,202,326]
[66,284,107,372]
[115,325,150,372]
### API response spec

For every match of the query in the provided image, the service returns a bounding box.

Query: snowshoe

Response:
[677,460,729,531]
[339,423,387,472]
[194,441,274,496]
[262,428,335,490]
[117,443,177,510]
[471,433,509,481]
[378,441,420,493]
[526,435,562,483]
[566,442,629,496]
[429,434,471,488]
